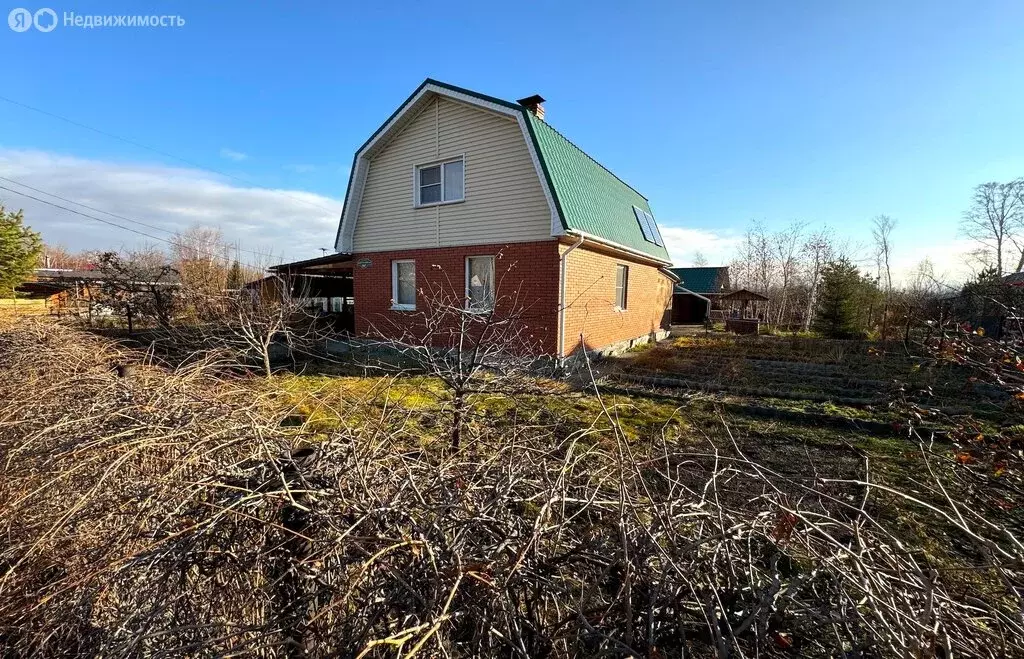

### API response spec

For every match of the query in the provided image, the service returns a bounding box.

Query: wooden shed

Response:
[668,267,730,324]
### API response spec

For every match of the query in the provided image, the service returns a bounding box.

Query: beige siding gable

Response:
[352,96,553,253]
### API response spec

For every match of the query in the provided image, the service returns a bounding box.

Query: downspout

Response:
[558,234,586,359]
[676,285,712,322]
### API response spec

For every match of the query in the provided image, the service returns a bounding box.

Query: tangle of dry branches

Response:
[0,318,1021,657]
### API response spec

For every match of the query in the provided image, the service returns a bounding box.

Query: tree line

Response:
[5,175,1023,342]
[711,177,1024,339]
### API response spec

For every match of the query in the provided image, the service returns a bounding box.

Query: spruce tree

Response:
[0,207,43,298]
[813,258,861,339]
[226,260,244,290]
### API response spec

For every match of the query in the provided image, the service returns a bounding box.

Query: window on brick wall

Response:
[615,264,629,310]
[391,259,416,310]
[466,256,495,311]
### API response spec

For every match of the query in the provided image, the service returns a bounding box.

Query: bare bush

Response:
[158,278,329,378]
[0,319,1022,657]
[368,280,544,449]
[92,249,178,331]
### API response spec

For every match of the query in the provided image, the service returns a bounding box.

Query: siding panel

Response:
[353,96,552,252]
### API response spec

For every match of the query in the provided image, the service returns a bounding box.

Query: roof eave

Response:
[564,230,672,266]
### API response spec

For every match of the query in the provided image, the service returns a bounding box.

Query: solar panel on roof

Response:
[644,210,665,247]
[633,206,655,243]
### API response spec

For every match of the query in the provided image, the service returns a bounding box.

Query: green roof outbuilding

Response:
[668,266,730,295]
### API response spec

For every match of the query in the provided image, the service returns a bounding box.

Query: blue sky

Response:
[2,0,1023,277]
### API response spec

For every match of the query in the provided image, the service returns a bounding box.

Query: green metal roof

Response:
[523,111,670,262]
[668,267,730,295]
[339,79,672,261]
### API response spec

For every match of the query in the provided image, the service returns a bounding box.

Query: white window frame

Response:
[615,264,629,311]
[465,255,496,312]
[413,156,465,208]
[391,259,416,311]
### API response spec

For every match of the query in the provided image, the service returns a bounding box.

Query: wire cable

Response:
[0,175,303,266]
[0,93,342,215]
[0,183,276,272]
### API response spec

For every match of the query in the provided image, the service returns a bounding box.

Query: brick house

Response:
[277,79,676,357]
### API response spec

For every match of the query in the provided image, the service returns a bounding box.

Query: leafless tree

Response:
[900,257,951,341]
[371,279,542,450]
[744,220,775,296]
[772,220,806,326]
[691,250,709,267]
[961,179,1024,276]
[172,227,230,292]
[801,227,834,332]
[93,248,178,332]
[872,215,897,337]
[158,273,327,378]
[168,227,280,324]
[171,226,234,321]
[224,278,317,378]
[40,245,95,270]
[871,215,896,292]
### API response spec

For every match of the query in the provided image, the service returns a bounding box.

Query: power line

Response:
[0,183,274,272]
[0,176,175,237]
[0,176,285,266]
[0,93,342,215]
[1,184,176,245]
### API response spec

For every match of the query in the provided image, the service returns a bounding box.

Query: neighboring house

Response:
[280,79,676,356]
[15,269,108,316]
[948,270,1024,338]
[16,267,181,318]
[668,266,730,323]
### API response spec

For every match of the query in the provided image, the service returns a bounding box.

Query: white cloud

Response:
[219,148,248,162]
[0,149,342,265]
[889,237,977,285]
[659,224,742,267]
[284,163,318,174]
[0,148,984,285]
[659,221,978,285]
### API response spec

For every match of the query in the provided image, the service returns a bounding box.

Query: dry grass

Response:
[1,318,1022,657]
[0,299,48,318]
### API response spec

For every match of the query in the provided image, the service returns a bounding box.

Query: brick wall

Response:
[561,244,673,355]
[353,240,561,354]
[352,240,672,356]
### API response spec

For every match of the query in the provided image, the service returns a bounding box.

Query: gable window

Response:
[615,264,629,310]
[417,158,464,206]
[466,256,495,311]
[391,259,416,310]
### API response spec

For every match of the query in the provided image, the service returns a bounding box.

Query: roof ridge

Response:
[424,78,523,111]
[527,113,650,203]
[426,79,650,203]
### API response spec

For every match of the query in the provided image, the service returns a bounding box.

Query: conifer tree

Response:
[813,257,862,339]
[0,207,44,298]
